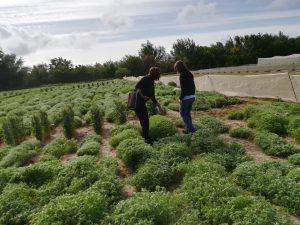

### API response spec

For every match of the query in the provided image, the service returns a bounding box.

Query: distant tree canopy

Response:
[1,32,300,91]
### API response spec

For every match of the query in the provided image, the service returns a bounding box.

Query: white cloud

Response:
[178,0,216,24]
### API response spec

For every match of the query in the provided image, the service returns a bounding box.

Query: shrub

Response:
[288,116,300,142]
[255,113,288,135]
[232,161,300,216]
[106,100,127,125]
[288,153,300,166]
[77,136,100,156]
[116,138,153,170]
[131,158,175,191]
[39,110,51,140]
[31,114,42,141]
[149,115,177,140]
[31,191,108,225]
[2,116,26,145]
[229,127,254,140]
[91,104,104,134]
[191,128,227,154]
[62,106,75,139]
[108,191,183,225]
[74,116,82,128]
[228,111,244,120]
[0,141,41,168]
[109,129,141,148]
[0,184,39,225]
[42,138,77,159]
[110,123,140,137]
[180,160,292,224]
[194,116,229,134]
[9,161,62,188]
[0,146,10,161]
[254,131,296,157]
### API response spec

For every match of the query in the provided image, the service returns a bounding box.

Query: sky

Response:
[0,0,300,66]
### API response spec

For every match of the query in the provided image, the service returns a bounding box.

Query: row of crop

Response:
[0,156,122,224]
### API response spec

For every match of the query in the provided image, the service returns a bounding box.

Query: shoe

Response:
[182,129,188,134]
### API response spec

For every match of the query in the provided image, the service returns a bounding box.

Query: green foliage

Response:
[232,161,300,216]
[10,161,62,188]
[288,153,300,166]
[0,184,39,225]
[106,100,127,125]
[194,116,229,134]
[288,116,300,142]
[77,135,101,156]
[229,127,254,140]
[149,115,177,140]
[0,145,10,161]
[179,160,293,224]
[39,110,51,140]
[31,190,108,225]
[2,116,26,145]
[42,138,77,159]
[254,131,296,157]
[108,191,183,225]
[0,141,41,168]
[91,104,104,134]
[116,138,153,170]
[146,101,158,116]
[228,111,244,120]
[110,123,140,136]
[115,67,130,78]
[130,158,175,191]
[62,106,75,139]
[31,114,42,141]
[255,113,288,135]
[109,129,142,148]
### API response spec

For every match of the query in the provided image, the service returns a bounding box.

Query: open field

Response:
[0,80,300,225]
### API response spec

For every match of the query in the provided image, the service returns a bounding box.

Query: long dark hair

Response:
[174,60,188,73]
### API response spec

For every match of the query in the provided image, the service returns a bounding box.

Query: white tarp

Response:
[124,73,300,102]
[258,54,300,66]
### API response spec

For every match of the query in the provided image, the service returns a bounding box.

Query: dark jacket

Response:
[135,75,158,104]
[179,71,196,100]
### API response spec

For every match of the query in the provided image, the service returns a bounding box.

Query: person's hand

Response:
[142,96,151,101]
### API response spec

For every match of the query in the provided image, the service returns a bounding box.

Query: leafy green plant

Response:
[228,111,244,120]
[232,161,300,216]
[229,127,254,140]
[77,135,101,156]
[0,141,41,168]
[116,138,153,170]
[2,116,26,145]
[41,138,77,160]
[31,190,108,225]
[108,191,183,225]
[109,129,142,148]
[91,104,104,134]
[255,113,288,135]
[31,114,42,141]
[149,115,177,140]
[0,184,39,225]
[254,131,296,157]
[62,106,75,139]
[194,116,229,134]
[106,100,127,125]
[288,153,300,166]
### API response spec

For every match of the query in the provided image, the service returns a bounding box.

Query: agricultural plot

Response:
[0,79,300,225]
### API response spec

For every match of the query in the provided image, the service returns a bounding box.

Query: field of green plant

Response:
[0,79,300,225]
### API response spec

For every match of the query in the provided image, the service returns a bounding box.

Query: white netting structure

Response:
[125,73,300,102]
[258,54,300,67]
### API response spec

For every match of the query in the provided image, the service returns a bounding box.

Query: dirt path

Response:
[100,121,137,196]
[291,215,300,225]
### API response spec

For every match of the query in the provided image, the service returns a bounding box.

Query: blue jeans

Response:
[180,98,195,133]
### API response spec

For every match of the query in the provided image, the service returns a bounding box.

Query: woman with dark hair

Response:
[135,67,164,142]
[174,60,196,134]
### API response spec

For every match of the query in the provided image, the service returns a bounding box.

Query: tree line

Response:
[1,32,300,91]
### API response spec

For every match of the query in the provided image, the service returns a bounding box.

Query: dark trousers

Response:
[135,99,149,141]
[180,98,195,133]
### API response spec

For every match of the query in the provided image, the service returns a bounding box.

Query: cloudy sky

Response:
[0,0,300,66]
